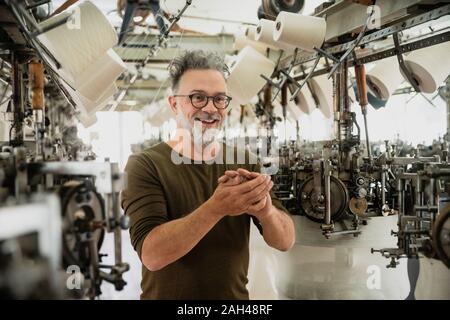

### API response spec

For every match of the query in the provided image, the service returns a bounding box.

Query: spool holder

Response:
[289,53,321,101]
[3,0,80,110]
[260,48,300,102]
[259,49,288,89]
[288,4,450,68]
[392,32,421,93]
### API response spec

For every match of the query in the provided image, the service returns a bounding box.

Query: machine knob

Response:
[120,215,130,230]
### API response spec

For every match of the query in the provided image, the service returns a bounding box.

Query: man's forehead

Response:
[178,69,226,91]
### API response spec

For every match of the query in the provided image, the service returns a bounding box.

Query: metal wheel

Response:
[59,181,105,269]
[297,175,349,223]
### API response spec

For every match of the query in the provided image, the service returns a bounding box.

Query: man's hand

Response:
[217,168,274,220]
[207,172,272,218]
[218,169,295,252]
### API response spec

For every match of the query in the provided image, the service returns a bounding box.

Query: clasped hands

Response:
[208,168,274,220]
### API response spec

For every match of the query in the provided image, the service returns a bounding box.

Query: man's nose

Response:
[202,98,217,113]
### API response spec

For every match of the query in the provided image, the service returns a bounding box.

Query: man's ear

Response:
[168,96,177,114]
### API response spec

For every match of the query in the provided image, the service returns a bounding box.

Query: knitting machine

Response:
[0,0,130,299]
[256,1,450,271]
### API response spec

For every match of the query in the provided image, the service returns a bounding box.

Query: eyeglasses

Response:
[173,93,232,110]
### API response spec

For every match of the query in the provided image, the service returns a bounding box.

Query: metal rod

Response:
[327,229,362,236]
[397,175,404,218]
[327,5,375,78]
[393,32,421,93]
[324,161,332,226]
[382,166,386,206]
[30,15,71,37]
[290,55,321,100]
[413,205,438,211]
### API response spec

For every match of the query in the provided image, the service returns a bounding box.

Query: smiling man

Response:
[121,50,295,300]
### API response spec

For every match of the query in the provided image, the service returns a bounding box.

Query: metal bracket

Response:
[293,31,450,82]
[327,5,375,78]
[393,32,421,93]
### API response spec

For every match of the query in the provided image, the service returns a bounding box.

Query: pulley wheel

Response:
[261,0,304,20]
[297,175,348,223]
[59,181,105,268]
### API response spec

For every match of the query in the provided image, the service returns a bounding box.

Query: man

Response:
[121,50,295,299]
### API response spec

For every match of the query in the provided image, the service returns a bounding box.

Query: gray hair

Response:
[168,50,229,93]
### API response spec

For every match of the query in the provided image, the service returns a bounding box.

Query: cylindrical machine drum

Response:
[297,175,348,222]
[59,181,105,268]
[414,257,450,299]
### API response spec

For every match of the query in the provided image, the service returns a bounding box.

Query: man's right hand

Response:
[206,173,273,218]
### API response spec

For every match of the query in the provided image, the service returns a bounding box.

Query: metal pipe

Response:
[11,51,23,146]
[397,175,404,217]
[332,66,340,142]
[416,174,423,231]
[381,165,386,206]
[324,161,332,226]
[413,205,438,212]
[390,157,438,166]
[112,191,122,265]
[88,235,100,298]
[328,229,362,236]
[339,62,346,142]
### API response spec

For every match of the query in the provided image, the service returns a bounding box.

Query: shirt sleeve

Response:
[120,153,168,259]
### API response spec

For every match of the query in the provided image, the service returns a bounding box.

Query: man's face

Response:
[169,69,228,145]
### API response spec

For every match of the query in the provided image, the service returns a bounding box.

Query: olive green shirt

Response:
[121,142,287,299]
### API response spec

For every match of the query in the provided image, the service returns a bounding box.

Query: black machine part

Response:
[298,175,349,223]
[259,0,304,20]
[58,181,105,269]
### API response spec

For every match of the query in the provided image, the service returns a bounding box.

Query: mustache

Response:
[193,112,222,121]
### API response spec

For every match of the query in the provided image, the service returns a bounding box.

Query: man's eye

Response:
[192,94,206,102]
[214,96,226,103]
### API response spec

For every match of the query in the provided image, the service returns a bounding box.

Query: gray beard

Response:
[176,108,222,149]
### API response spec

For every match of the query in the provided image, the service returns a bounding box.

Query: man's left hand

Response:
[218,168,274,220]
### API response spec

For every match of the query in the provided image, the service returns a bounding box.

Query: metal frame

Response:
[292,30,450,81]
[3,0,79,110]
[35,160,130,295]
[39,161,125,194]
[288,3,450,66]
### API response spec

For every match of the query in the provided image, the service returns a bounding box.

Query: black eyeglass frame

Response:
[173,93,232,110]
